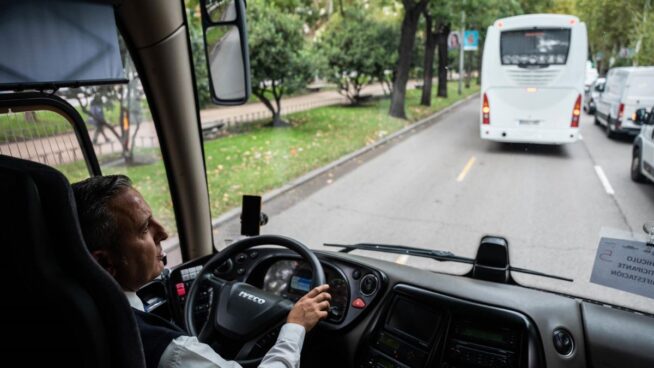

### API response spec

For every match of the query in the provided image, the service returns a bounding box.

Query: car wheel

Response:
[631,148,647,183]
[606,117,616,139]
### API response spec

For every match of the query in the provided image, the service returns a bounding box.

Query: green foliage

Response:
[317,10,399,102]
[577,0,653,70]
[186,6,212,108]
[248,2,313,124]
[373,20,401,94]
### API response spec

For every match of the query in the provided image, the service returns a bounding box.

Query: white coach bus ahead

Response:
[480,14,588,144]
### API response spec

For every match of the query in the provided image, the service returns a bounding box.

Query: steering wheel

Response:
[184,234,326,365]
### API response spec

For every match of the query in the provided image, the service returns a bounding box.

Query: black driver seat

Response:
[0,154,145,367]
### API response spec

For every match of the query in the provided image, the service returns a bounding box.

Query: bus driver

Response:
[72,175,331,368]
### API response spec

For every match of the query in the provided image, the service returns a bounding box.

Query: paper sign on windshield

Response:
[590,237,654,299]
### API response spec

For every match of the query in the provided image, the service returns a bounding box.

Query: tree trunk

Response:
[389,0,430,119]
[271,112,288,127]
[24,111,38,123]
[436,23,450,98]
[421,13,437,107]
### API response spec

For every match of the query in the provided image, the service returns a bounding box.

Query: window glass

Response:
[501,29,570,65]
[64,54,180,263]
[0,108,88,183]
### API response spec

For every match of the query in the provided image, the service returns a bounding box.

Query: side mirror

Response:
[595,84,604,93]
[633,108,649,124]
[200,0,251,105]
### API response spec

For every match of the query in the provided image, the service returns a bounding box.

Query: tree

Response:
[318,11,396,104]
[421,0,456,104]
[60,40,145,164]
[389,0,430,119]
[372,20,401,96]
[436,22,451,97]
[248,2,314,127]
[577,0,654,71]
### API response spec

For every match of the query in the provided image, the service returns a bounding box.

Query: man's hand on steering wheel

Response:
[287,284,331,332]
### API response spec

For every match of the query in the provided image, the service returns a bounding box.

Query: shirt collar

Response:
[125,291,145,312]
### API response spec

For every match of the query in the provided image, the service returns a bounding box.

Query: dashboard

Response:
[164,248,385,334]
[137,247,654,368]
[260,259,350,322]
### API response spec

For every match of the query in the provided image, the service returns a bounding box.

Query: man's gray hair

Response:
[72,175,133,252]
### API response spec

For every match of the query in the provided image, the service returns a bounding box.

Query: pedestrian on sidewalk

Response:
[89,96,109,144]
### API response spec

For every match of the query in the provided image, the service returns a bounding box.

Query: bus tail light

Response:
[618,103,625,121]
[482,93,490,125]
[571,94,581,128]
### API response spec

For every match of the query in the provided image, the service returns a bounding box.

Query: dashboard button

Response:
[249,251,259,259]
[236,267,246,275]
[236,253,248,264]
[352,297,366,309]
[215,259,234,275]
[360,274,379,295]
[352,269,362,280]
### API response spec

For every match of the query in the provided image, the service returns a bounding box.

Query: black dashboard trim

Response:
[357,283,546,368]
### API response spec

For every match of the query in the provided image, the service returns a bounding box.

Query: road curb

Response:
[209,92,480,229]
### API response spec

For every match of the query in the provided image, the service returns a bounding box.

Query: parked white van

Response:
[595,67,654,139]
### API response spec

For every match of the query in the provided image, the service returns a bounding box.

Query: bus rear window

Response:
[500,29,570,66]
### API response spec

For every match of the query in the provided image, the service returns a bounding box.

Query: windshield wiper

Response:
[324,242,572,282]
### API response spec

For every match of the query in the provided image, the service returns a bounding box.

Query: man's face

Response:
[108,187,168,291]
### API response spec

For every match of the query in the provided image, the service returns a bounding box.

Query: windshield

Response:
[186,2,654,315]
[9,1,647,317]
[501,29,571,65]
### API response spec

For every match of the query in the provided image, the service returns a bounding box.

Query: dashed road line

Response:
[456,156,476,182]
[594,165,615,195]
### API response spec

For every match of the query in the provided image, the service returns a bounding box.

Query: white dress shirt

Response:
[125,292,306,368]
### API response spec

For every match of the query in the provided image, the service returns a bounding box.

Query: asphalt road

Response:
[214,96,654,314]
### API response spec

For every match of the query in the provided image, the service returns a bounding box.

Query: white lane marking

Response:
[456,156,477,182]
[594,165,615,195]
[395,255,409,264]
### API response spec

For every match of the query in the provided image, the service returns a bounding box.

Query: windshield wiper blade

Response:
[509,266,572,282]
[324,242,572,282]
[324,242,474,263]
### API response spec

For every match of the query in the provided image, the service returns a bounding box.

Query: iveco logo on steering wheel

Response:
[238,291,266,304]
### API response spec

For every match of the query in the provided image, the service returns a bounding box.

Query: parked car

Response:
[595,67,654,138]
[583,76,605,114]
[632,107,654,183]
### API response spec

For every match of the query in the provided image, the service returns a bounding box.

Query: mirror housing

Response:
[200,0,251,105]
[633,108,649,124]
